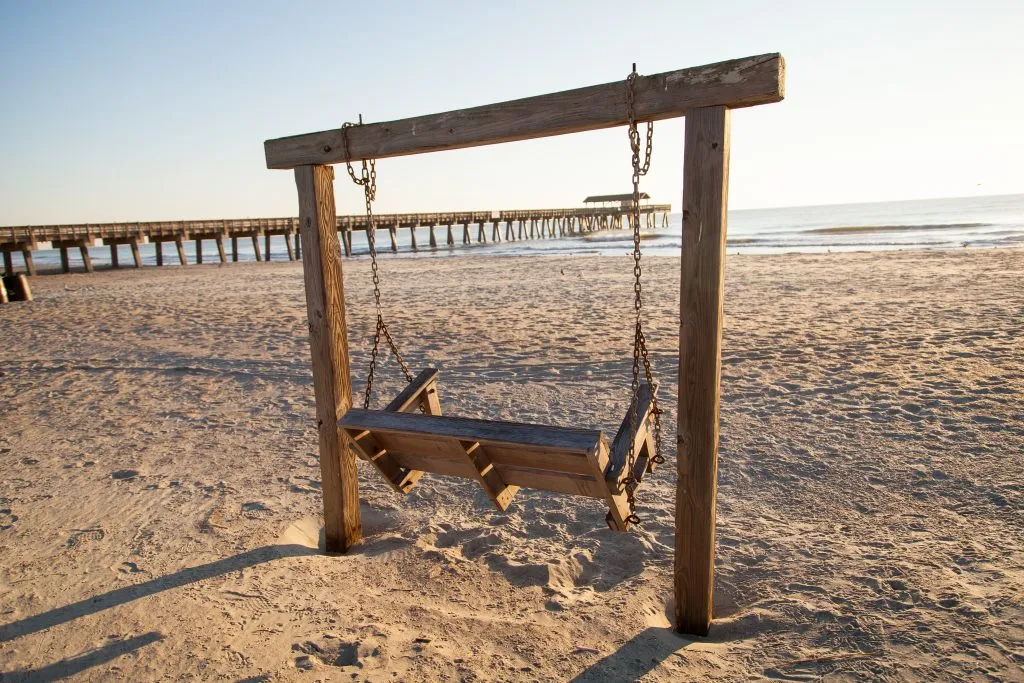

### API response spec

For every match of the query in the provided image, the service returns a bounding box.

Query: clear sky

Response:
[1,0,1022,224]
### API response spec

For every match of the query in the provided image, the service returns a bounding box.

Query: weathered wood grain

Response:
[675,105,731,636]
[459,440,520,511]
[605,381,656,488]
[588,441,631,532]
[295,164,361,553]
[340,409,603,453]
[384,368,440,412]
[265,54,783,169]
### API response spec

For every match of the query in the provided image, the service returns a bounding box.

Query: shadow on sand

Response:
[1,631,163,682]
[568,626,693,682]
[0,544,317,644]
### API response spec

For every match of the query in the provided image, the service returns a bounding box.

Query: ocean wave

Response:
[803,222,990,235]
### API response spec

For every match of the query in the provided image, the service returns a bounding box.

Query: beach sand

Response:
[0,248,1021,681]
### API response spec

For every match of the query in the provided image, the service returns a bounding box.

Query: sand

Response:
[0,248,1021,681]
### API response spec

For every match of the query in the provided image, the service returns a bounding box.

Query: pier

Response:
[0,203,669,276]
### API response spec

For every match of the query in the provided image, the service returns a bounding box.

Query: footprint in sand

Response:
[66,527,105,548]
[241,501,274,519]
[0,503,18,531]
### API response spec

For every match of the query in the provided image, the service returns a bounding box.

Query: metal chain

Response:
[623,64,665,527]
[341,119,414,410]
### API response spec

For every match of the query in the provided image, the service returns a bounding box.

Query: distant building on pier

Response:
[583,193,651,210]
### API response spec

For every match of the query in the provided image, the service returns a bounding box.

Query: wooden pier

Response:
[0,204,669,275]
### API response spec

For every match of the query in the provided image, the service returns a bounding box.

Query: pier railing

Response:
[0,204,671,275]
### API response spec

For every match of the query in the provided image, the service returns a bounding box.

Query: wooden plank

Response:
[587,441,631,531]
[497,464,604,499]
[380,444,476,479]
[216,236,227,263]
[175,237,188,266]
[346,428,421,493]
[130,239,142,268]
[458,440,519,511]
[265,54,784,168]
[675,105,731,636]
[384,368,440,412]
[295,164,361,553]
[340,409,602,454]
[605,382,656,490]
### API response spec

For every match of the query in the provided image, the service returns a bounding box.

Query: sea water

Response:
[19,193,1024,270]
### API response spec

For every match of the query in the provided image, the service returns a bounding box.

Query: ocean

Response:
[19,193,1024,270]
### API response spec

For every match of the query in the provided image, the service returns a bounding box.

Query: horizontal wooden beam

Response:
[264,53,784,169]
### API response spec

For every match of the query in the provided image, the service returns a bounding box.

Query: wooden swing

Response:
[336,67,664,531]
[341,369,659,531]
[266,53,785,635]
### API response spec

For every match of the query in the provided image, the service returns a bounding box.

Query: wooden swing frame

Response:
[264,53,786,635]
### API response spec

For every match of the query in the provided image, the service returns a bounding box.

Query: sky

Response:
[1,0,1022,225]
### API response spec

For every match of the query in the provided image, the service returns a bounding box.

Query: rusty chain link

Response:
[341,119,414,410]
[623,64,665,527]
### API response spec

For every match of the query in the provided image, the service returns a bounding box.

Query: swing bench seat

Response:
[339,368,658,531]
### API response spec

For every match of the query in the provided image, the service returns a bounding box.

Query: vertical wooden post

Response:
[130,239,142,268]
[429,225,437,249]
[22,249,35,276]
[176,237,188,266]
[80,243,93,272]
[410,226,418,251]
[156,241,164,266]
[216,236,227,263]
[446,225,454,246]
[232,236,239,262]
[676,105,731,637]
[60,247,70,273]
[294,164,360,553]
[110,244,119,268]
[3,251,12,275]
[252,235,263,261]
[285,233,296,260]
[196,239,203,264]
[265,234,272,262]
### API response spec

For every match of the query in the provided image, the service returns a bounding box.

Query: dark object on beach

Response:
[2,274,32,302]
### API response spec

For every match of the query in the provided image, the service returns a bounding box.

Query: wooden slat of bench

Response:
[372,447,605,499]
[494,464,605,499]
[473,442,594,476]
[605,382,656,489]
[340,409,602,453]
[385,368,440,413]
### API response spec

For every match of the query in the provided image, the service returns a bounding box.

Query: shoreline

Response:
[8,242,1024,278]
